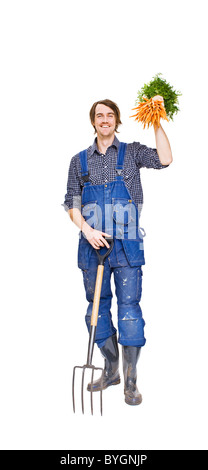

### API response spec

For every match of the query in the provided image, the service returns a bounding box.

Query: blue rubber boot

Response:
[87,334,120,392]
[122,346,142,405]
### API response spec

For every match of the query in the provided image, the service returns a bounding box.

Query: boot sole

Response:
[87,377,121,392]
[124,394,142,406]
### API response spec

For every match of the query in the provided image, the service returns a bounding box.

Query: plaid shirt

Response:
[62,135,168,211]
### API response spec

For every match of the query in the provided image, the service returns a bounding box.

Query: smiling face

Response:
[93,104,116,138]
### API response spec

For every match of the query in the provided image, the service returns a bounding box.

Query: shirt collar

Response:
[89,135,120,158]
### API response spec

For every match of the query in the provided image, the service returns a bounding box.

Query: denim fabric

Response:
[78,142,145,267]
[82,251,145,348]
[78,143,146,347]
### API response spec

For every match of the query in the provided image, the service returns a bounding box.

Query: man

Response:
[63,98,172,405]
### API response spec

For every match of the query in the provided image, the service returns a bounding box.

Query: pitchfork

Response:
[72,238,114,415]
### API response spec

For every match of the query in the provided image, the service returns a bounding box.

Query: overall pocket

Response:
[112,198,137,239]
[122,239,145,266]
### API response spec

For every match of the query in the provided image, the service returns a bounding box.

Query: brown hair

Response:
[89,99,122,133]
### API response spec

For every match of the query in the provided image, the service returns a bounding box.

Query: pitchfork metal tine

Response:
[81,366,86,414]
[100,369,104,416]
[72,365,104,415]
[90,367,94,415]
[72,365,83,413]
[72,366,76,413]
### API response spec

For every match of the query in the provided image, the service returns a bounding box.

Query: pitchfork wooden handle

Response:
[87,265,104,365]
[86,239,114,366]
[91,265,104,327]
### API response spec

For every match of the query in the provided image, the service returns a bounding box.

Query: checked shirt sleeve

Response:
[133,142,169,169]
[62,155,82,212]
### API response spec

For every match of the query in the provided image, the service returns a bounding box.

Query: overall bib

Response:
[77,142,146,348]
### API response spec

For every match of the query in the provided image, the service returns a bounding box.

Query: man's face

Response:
[93,104,116,138]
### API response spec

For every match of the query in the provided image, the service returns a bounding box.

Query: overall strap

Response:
[79,149,90,184]
[115,142,127,177]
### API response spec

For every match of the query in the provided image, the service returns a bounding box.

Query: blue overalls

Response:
[77,142,146,348]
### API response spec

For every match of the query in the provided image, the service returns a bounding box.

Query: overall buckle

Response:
[82,172,90,182]
[116,168,123,176]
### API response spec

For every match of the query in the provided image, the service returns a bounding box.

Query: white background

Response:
[0,0,208,451]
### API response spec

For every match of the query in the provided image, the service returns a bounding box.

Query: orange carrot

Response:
[130,98,169,129]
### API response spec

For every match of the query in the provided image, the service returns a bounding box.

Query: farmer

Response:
[63,98,172,405]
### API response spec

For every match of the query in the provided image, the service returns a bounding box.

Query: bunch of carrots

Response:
[131,97,169,129]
